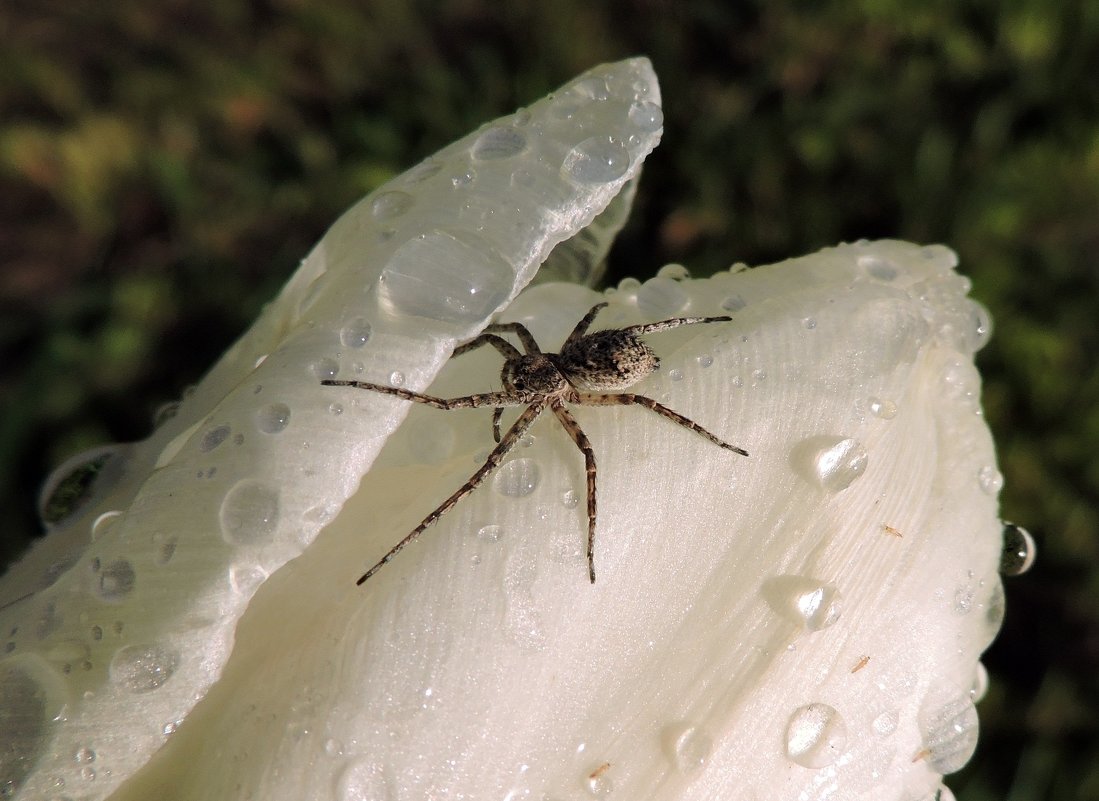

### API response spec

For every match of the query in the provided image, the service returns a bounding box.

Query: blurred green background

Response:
[1,1,1095,798]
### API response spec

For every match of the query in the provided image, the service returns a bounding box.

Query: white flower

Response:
[0,58,1004,801]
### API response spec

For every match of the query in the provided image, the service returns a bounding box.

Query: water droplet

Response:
[219,480,280,545]
[859,255,898,281]
[311,358,339,381]
[637,276,689,318]
[662,723,712,774]
[74,747,95,764]
[762,575,843,631]
[39,446,121,526]
[793,436,869,492]
[802,316,817,329]
[109,643,180,693]
[162,720,179,735]
[199,425,231,452]
[562,137,630,184]
[90,511,123,542]
[335,758,394,801]
[256,403,291,434]
[668,368,684,382]
[953,583,975,614]
[977,466,1003,495]
[493,458,540,498]
[370,190,414,221]
[868,397,897,419]
[785,703,847,768]
[340,317,372,348]
[918,685,979,774]
[872,709,899,736]
[80,766,95,781]
[477,524,503,542]
[696,354,713,368]
[472,125,528,160]
[720,295,746,312]
[388,371,405,387]
[965,301,994,353]
[328,403,343,416]
[93,559,135,602]
[627,100,663,132]
[451,169,476,187]
[1000,521,1035,575]
[324,737,343,758]
[378,230,512,324]
[657,263,689,281]
[562,490,579,508]
[572,76,610,100]
[229,564,268,595]
[970,662,989,702]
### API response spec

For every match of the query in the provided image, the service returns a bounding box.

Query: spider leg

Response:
[621,315,732,337]
[321,380,532,410]
[452,333,523,360]
[576,392,749,456]
[492,407,504,443]
[550,401,599,584]
[561,302,610,348]
[356,400,547,584]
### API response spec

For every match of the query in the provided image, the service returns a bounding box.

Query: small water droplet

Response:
[721,295,746,312]
[953,584,975,614]
[562,137,630,184]
[311,358,339,381]
[918,685,979,774]
[74,747,95,764]
[999,521,1035,575]
[966,301,994,353]
[477,524,504,542]
[662,723,712,774]
[370,190,414,221]
[584,763,613,797]
[793,436,869,492]
[109,643,180,693]
[868,397,898,419]
[751,368,766,383]
[340,318,372,348]
[696,354,713,368]
[657,263,689,281]
[328,402,343,416]
[451,169,476,187]
[859,255,898,281]
[255,403,291,434]
[162,720,179,735]
[802,316,817,329]
[762,575,843,631]
[872,709,899,736]
[473,125,528,160]
[668,368,683,382]
[388,371,405,387]
[977,465,1004,495]
[324,737,344,758]
[562,489,579,508]
[785,703,847,768]
[335,758,394,801]
[93,559,135,602]
[627,100,663,132]
[637,276,689,318]
[219,480,280,545]
[80,766,95,781]
[229,564,268,595]
[970,662,989,702]
[493,458,540,498]
[199,425,231,452]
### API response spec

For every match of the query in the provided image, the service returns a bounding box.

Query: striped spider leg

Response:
[323,301,748,585]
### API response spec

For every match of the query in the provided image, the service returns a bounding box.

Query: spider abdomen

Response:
[558,330,659,390]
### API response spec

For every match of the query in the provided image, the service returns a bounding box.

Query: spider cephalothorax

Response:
[323,301,748,585]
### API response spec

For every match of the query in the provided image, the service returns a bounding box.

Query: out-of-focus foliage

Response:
[0,2,1095,799]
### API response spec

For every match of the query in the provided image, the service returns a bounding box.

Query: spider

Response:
[322,301,748,585]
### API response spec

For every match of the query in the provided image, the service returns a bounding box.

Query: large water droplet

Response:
[378,230,512,325]
[636,276,689,318]
[219,480,280,545]
[340,317,372,348]
[493,458,541,498]
[109,643,180,693]
[662,722,713,774]
[918,685,979,774]
[255,403,291,434]
[999,521,1035,576]
[785,703,847,768]
[562,137,630,184]
[472,125,528,160]
[793,436,868,492]
[762,575,843,631]
[93,559,135,602]
[0,655,66,794]
[370,190,414,221]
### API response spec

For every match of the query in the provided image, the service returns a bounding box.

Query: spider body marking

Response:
[322,301,748,585]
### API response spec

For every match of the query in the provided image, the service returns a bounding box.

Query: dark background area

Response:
[1,2,1095,798]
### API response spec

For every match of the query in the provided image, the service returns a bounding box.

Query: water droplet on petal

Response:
[335,757,394,801]
[999,521,1035,576]
[793,436,868,492]
[562,490,579,509]
[493,458,540,498]
[965,301,994,353]
[388,371,405,387]
[255,403,291,434]
[627,100,663,132]
[762,575,843,631]
[872,709,899,736]
[970,662,989,702]
[109,643,180,693]
[90,511,123,542]
[859,255,898,281]
[656,263,689,280]
[868,397,898,419]
[563,137,630,184]
[477,524,503,543]
[584,763,613,797]
[977,465,1003,495]
[918,684,979,774]
[311,358,339,381]
[636,276,689,318]
[39,445,123,526]
[785,703,847,768]
[370,190,414,221]
[74,746,95,764]
[472,125,528,160]
[340,317,372,348]
[93,559,135,602]
[662,723,712,774]
[720,295,746,312]
[199,425,231,452]
[696,354,713,368]
[219,480,280,545]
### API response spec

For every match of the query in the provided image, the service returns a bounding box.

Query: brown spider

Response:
[323,301,748,585]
